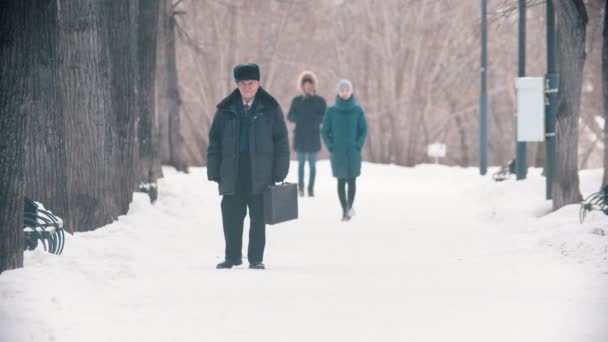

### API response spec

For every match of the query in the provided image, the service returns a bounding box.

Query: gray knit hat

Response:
[336,79,353,92]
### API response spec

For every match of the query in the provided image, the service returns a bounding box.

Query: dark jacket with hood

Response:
[287,94,326,152]
[321,95,368,179]
[207,87,290,195]
[287,71,327,152]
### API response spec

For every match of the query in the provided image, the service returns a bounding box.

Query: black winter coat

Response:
[207,87,290,195]
[287,94,326,152]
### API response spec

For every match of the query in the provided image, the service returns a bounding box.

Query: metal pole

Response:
[516,0,528,180]
[545,0,558,199]
[480,0,488,176]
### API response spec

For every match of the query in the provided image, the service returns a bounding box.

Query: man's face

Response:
[302,82,314,95]
[338,87,352,100]
[237,80,260,101]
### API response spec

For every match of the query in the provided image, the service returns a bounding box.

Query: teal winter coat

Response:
[321,95,368,179]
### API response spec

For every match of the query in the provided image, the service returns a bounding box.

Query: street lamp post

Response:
[516,0,528,180]
[545,0,558,199]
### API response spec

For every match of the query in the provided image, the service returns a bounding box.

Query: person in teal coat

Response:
[321,79,368,221]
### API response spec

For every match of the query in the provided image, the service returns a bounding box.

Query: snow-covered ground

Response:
[1,162,607,342]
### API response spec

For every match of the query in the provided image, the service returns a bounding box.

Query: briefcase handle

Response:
[269,181,292,189]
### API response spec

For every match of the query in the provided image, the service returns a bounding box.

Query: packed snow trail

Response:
[1,162,607,342]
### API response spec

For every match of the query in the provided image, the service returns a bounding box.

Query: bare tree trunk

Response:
[580,135,600,169]
[21,0,142,234]
[0,0,27,273]
[534,142,545,168]
[24,1,71,231]
[2,0,151,240]
[157,0,171,165]
[603,0,608,186]
[58,0,131,231]
[104,0,143,211]
[156,1,187,171]
[454,115,470,167]
[167,9,188,172]
[138,0,163,188]
[553,0,587,210]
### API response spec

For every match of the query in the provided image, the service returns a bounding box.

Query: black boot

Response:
[347,207,355,219]
[216,259,242,269]
[249,262,265,270]
[308,186,314,197]
[341,210,351,222]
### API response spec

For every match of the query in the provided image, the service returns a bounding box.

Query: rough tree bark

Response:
[534,142,545,168]
[0,0,28,273]
[104,0,142,211]
[2,0,152,240]
[24,1,71,232]
[58,0,124,231]
[603,0,608,186]
[552,0,587,210]
[156,0,187,172]
[138,0,163,189]
[156,0,171,166]
[166,5,188,172]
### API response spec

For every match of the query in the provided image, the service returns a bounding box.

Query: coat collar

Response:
[217,87,279,114]
[334,94,357,111]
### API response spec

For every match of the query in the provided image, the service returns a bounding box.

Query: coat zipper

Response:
[250,112,262,189]
[231,110,239,196]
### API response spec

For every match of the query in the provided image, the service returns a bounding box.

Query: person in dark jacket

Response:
[321,79,367,221]
[207,64,290,270]
[287,71,327,197]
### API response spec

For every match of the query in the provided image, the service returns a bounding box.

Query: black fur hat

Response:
[234,64,260,82]
[301,75,314,84]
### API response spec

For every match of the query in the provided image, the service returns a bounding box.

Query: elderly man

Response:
[207,64,290,270]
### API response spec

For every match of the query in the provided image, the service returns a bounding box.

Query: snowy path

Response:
[1,162,607,342]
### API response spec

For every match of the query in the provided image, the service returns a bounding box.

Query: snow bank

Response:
[0,162,606,342]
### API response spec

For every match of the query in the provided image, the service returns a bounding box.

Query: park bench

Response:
[580,185,608,224]
[23,198,66,255]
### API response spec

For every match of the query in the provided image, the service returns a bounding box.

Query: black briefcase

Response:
[263,182,298,225]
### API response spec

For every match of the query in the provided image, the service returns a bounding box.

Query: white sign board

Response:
[427,143,446,159]
[516,77,545,142]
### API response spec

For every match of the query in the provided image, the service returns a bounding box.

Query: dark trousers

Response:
[221,153,266,263]
[337,177,357,211]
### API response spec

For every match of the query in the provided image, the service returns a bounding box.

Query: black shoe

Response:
[308,187,314,197]
[347,207,355,218]
[249,262,265,270]
[216,259,242,269]
[341,211,351,222]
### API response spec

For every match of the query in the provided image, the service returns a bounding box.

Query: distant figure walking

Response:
[287,71,327,197]
[322,80,367,221]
